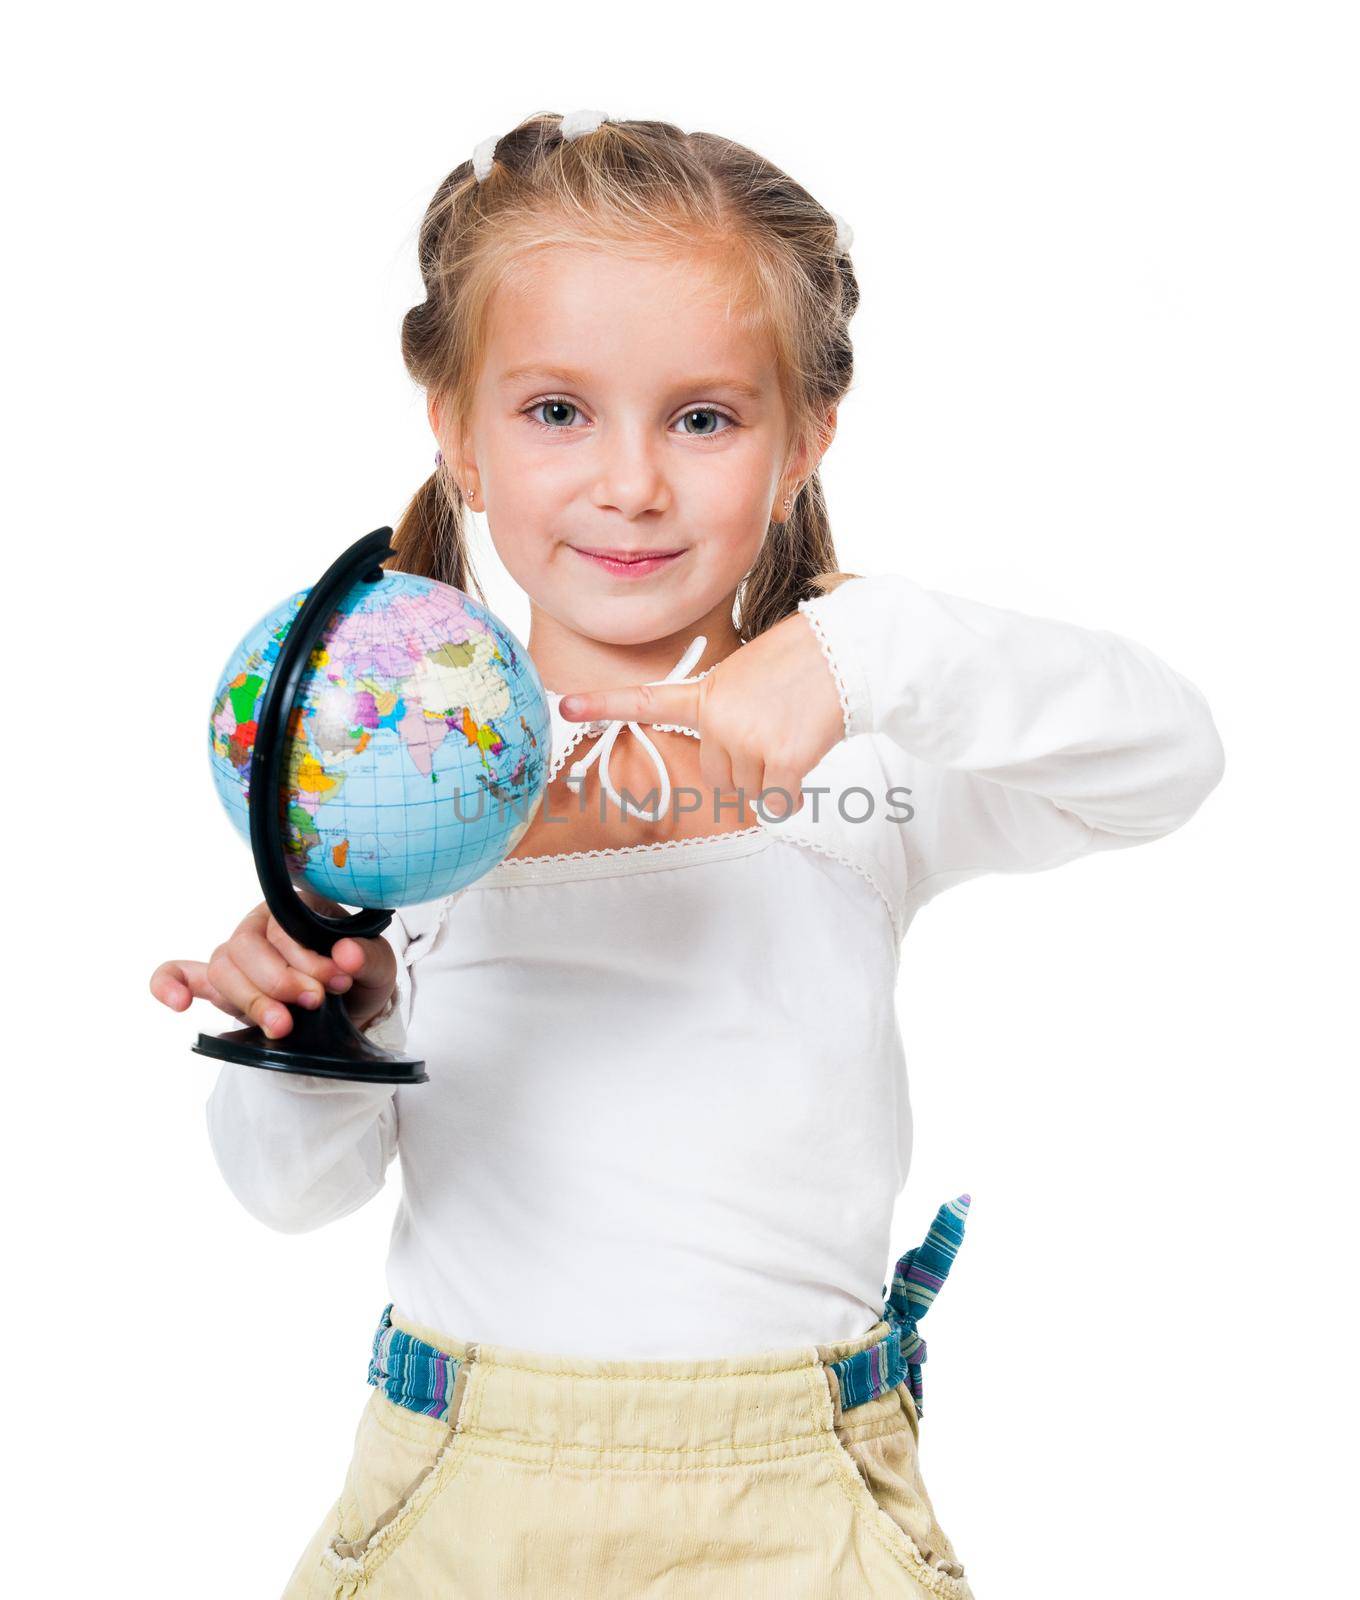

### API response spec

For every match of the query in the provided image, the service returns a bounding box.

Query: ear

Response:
[813,403,838,461]
[781,405,840,502]
[429,394,478,489]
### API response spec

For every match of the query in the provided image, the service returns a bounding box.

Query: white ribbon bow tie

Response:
[566,635,708,822]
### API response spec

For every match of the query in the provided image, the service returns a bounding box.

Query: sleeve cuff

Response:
[796,580,876,739]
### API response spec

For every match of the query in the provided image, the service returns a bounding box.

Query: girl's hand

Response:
[149,895,397,1040]
[558,609,846,817]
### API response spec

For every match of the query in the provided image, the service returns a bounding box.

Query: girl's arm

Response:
[797,573,1226,910]
[203,915,420,1234]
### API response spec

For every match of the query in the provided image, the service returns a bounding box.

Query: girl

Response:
[152,111,1225,1598]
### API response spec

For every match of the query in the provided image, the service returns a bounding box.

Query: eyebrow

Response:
[497,364,766,400]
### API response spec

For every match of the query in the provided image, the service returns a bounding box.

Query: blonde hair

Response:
[389,112,861,642]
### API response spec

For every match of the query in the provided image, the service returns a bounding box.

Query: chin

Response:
[562,599,700,649]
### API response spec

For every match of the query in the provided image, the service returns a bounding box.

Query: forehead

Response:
[483,244,776,388]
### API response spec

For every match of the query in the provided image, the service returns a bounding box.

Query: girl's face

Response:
[442,245,823,653]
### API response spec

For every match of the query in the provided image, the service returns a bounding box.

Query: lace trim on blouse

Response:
[797,599,854,740]
[493,821,766,869]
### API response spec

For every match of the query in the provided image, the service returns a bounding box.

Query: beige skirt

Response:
[280,1304,974,1599]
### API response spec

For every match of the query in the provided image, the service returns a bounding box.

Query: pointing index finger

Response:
[558,681,701,728]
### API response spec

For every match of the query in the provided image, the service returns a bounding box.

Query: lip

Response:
[569,545,686,578]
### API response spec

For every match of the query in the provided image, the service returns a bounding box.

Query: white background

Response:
[7,3,1355,1595]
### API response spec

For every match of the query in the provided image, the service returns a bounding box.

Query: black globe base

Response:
[192,991,428,1085]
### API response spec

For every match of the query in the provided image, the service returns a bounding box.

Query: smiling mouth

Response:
[569,546,686,576]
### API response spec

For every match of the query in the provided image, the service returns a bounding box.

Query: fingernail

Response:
[298,989,321,1010]
[265,1007,288,1034]
[328,974,352,994]
[560,696,585,716]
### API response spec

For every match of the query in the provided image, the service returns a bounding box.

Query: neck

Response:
[528,591,744,695]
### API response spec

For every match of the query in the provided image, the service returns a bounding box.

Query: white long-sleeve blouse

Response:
[204,573,1225,1358]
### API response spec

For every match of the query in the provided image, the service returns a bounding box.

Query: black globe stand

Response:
[192,527,428,1085]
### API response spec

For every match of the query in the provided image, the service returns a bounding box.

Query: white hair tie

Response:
[471,133,499,183]
[471,109,612,183]
[830,212,854,255]
[560,108,611,141]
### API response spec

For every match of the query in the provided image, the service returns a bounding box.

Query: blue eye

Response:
[676,408,733,437]
[529,398,580,428]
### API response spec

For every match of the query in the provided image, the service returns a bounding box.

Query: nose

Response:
[589,422,670,520]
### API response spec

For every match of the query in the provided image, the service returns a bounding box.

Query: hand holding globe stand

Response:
[195,527,550,1085]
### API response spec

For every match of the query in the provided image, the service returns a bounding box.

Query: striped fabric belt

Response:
[367,1193,970,1427]
[827,1193,970,1418]
[367,1307,462,1422]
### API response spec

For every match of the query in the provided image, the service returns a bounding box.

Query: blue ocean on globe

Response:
[208,569,550,908]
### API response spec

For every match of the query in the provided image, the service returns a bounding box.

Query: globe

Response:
[208,568,550,909]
